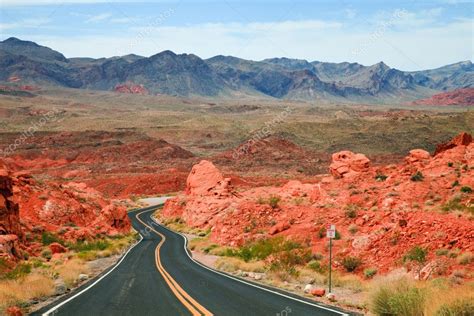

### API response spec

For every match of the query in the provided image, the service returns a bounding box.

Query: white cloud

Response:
[85,13,112,23]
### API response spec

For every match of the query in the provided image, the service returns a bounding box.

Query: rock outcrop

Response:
[185,160,231,197]
[434,132,473,156]
[329,151,370,178]
[0,163,22,259]
[163,133,474,275]
[114,82,149,94]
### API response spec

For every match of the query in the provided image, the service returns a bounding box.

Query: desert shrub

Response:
[435,298,474,316]
[375,174,388,181]
[441,196,474,215]
[307,260,326,273]
[348,224,358,235]
[269,248,312,275]
[411,171,424,182]
[41,232,65,246]
[334,230,341,240]
[344,204,358,218]
[457,252,473,265]
[436,248,449,256]
[317,227,326,238]
[403,246,427,264]
[203,244,218,254]
[228,237,303,262]
[312,252,324,261]
[371,279,426,316]
[268,196,281,209]
[68,240,110,252]
[460,186,472,193]
[364,267,377,279]
[41,249,52,260]
[3,263,31,280]
[447,162,453,167]
[451,180,459,187]
[341,256,362,272]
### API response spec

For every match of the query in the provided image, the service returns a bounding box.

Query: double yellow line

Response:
[135,210,213,316]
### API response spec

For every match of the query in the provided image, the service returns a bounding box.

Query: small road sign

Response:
[326,224,336,239]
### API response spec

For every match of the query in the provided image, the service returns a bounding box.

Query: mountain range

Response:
[1,37,472,103]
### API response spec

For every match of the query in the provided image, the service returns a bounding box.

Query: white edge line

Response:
[149,211,349,316]
[42,220,144,316]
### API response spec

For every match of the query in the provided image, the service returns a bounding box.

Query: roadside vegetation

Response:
[159,212,474,314]
[0,232,139,314]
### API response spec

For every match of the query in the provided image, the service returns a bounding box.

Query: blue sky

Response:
[0,0,472,70]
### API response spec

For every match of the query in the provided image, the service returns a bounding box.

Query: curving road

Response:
[34,205,351,316]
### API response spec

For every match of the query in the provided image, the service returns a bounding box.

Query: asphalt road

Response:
[34,205,351,316]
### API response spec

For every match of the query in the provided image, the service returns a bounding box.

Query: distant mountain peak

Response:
[2,37,40,47]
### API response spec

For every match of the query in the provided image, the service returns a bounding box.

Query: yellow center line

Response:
[135,210,213,316]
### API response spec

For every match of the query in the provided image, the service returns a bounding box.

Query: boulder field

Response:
[0,160,131,261]
[163,133,474,275]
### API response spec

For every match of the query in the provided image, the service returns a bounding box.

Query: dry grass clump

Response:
[370,277,474,316]
[0,272,54,311]
[215,257,266,273]
[424,282,474,316]
[55,259,89,288]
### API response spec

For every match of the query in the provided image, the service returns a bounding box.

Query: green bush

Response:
[371,280,426,316]
[307,260,326,273]
[451,180,459,188]
[41,249,52,260]
[375,174,388,181]
[269,248,312,274]
[460,186,472,193]
[436,248,449,256]
[403,246,428,264]
[364,267,377,279]
[411,171,424,182]
[203,244,218,254]
[435,298,474,316]
[447,162,453,167]
[341,256,362,272]
[228,237,303,262]
[41,232,65,246]
[3,263,32,279]
[268,196,281,209]
[68,240,110,252]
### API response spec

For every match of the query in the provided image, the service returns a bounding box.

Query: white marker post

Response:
[326,224,336,294]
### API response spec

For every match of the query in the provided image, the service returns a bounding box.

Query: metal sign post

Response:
[326,224,335,294]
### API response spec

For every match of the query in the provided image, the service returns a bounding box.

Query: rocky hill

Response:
[412,88,474,106]
[0,37,472,103]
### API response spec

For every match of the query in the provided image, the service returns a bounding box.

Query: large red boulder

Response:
[185,160,225,196]
[329,151,370,178]
[434,132,472,156]
[405,149,431,166]
[49,242,67,254]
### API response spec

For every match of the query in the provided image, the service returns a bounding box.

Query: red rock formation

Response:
[0,162,22,259]
[114,82,149,94]
[163,133,474,275]
[49,242,67,254]
[434,132,473,156]
[412,88,474,106]
[329,151,370,178]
